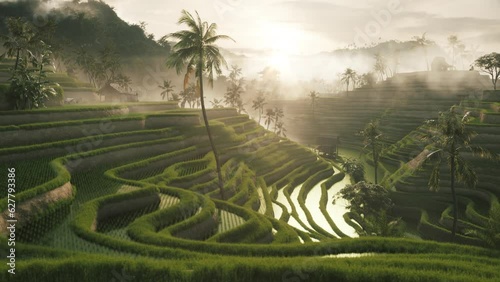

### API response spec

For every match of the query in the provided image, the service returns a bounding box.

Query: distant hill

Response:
[0,0,169,57]
[0,0,176,102]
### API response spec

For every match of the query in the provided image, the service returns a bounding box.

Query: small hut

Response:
[315,135,340,157]
[97,83,138,103]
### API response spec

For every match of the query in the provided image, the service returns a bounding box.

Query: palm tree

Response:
[273,106,284,133]
[178,84,196,108]
[423,108,495,239]
[374,53,388,81]
[252,93,266,125]
[447,35,461,67]
[210,98,223,109]
[264,108,275,130]
[275,121,287,137]
[341,68,357,94]
[228,65,242,82]
[466,204,500,249]
[177,90,188,108]
[159,79,175,101]
[224,65,245,110]
[166,10,234,200]
[361,120,382,184]
[308,91,319,119]
[1,17,38,71]
[224,79,244,109]
[456,43,466,70]
[412,32,434,71]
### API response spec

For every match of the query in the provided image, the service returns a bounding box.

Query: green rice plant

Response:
[215,210,245,234]
[0,157,56,197]
[267,217,300,244]
[17,185,75,243]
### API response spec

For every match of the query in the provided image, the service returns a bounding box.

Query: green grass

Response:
[0,100,499,281]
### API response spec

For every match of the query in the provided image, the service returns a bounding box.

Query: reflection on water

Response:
[272,203,283,219]
[327,171,358,238]
[305,178,339,238]
[289,184,314,231]
[322,253,376,258]
[272,163,359,239]
[275,184,310,233]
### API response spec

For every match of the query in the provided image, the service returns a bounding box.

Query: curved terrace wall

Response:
[0,107,129,126]
[0,119,145,147]
[128,103,178,113]
[0,182,74,235]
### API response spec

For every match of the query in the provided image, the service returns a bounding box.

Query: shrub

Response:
[46,84,64,106]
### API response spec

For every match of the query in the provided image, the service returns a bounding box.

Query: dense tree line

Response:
[0,0,170,59]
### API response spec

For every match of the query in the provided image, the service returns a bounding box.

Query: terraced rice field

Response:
[0,93,499,281]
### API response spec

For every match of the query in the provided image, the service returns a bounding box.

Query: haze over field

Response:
[111,0,500,78]
[101,0,500,53]
[23,0,500,82]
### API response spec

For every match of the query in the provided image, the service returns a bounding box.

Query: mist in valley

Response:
[3,0,497,109]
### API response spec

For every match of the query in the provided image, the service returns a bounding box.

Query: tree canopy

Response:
[475,52,500,90]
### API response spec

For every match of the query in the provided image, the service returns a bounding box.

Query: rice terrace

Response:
[1,1,500,281]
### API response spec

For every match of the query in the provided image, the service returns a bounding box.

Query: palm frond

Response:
[177,10,200,34]
[467,145,497,160]
[167,10,233,90]
[455,155,478,189]
[428,164,441,192]
[205,34,235,44]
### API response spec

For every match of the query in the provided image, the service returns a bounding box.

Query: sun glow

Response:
[267,52,291,73]
[262,22,302,54]
[258,21,304,75]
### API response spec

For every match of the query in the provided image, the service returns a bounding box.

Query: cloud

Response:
[95,0,500,54]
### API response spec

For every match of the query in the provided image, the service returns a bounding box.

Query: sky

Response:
[102,0,500,56]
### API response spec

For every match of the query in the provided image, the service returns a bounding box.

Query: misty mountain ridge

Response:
[0,0,490,99]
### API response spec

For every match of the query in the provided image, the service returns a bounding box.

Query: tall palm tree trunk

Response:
[450,153,458,239]
[14,48,20,71]
[452,49,455,67]
[274,116,279,133]
[424,48,429,71]
[373,146,378,184]
[198,66,225,200]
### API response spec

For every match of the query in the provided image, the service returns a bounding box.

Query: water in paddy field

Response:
[327,173,358,238]
[275,187,292,214]
[305,179,340,238]
[274,173,357,238]
[272,203,283,219]
[288,217,309,233]
[275,184,309,233]
[322,253,375,258]
[289,184,315,231]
